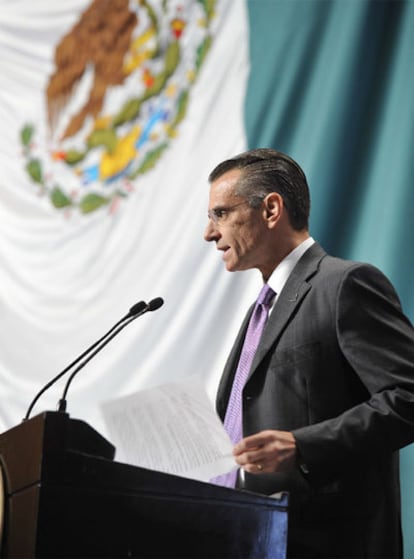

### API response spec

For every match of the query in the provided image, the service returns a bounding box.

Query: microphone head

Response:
[148,297,164,311]
[129,300,147,316]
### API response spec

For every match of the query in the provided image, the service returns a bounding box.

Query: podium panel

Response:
[0,412,288,558]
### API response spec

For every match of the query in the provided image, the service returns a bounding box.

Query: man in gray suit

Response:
[204,148,414,559]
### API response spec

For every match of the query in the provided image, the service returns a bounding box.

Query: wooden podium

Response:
[0,412,288,558]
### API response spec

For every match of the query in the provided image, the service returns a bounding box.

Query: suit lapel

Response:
[247,242,326,381]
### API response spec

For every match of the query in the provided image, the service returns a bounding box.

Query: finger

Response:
[235,449,265,466]
[234,430,274,453]
[241,460,266,474]
[234,438,263,455]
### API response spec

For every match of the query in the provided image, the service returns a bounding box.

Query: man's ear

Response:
[263,192,283,228]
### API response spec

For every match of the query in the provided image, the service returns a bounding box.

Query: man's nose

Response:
[204,219,219,242]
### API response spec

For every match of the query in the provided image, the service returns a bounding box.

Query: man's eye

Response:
[215,209,226,219]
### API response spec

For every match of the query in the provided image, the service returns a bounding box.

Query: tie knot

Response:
[257,283,275,307]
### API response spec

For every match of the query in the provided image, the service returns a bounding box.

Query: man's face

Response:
[204,169,269,273]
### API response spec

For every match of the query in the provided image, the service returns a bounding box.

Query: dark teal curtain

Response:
[246,0,414,555]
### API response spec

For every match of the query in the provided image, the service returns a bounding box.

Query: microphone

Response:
[23,299,161,421]
[57,297,164,413]
[146,297,164,311]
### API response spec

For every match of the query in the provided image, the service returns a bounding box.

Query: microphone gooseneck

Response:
[57,297,164,413]
[23,298,162,421]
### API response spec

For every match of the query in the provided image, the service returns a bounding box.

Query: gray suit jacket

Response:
[216,242,414,559]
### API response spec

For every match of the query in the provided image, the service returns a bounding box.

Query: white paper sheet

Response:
[100,377,237,482]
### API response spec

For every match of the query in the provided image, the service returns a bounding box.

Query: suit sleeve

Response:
[292,263,414,483]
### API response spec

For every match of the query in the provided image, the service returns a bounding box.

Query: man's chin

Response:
[222,252,246,272]
[224,260,238,272]
[225,260,242,273]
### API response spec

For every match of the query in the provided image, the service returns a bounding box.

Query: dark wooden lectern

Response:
[0,412,288,558]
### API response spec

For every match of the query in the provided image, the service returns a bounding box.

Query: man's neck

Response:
[261,231,310,282]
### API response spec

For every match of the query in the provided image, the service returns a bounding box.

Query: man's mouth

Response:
[218,246,231,259]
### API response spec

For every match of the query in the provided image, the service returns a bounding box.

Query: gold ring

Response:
[257,464,263,471]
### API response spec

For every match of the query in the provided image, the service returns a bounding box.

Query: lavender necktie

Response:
[212,283,275,487]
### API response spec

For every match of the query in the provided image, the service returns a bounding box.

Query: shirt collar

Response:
[267,237,315,297]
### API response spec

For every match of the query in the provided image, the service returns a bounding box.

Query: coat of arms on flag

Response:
[20,0,216,215]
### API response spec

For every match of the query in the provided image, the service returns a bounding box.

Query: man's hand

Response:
[233,430,297,474]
